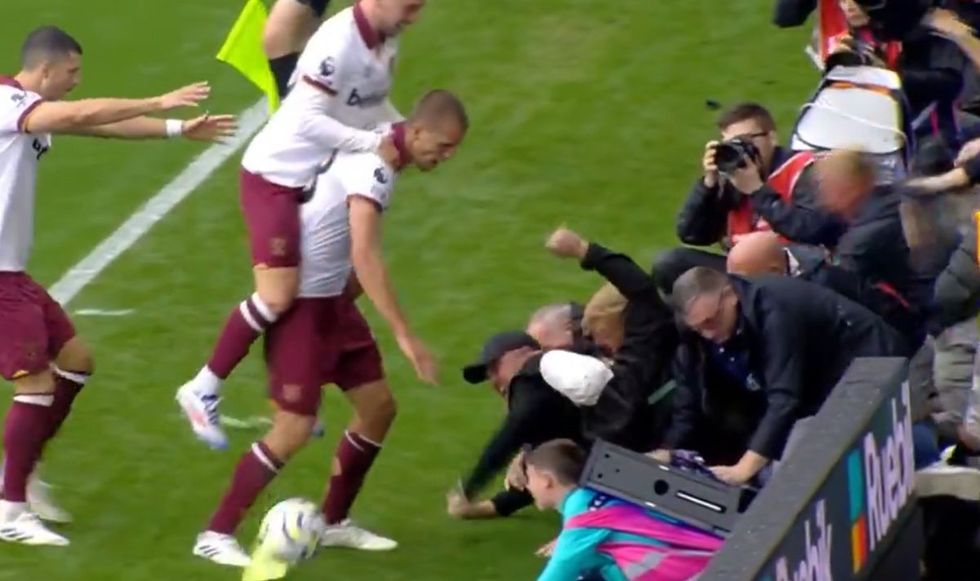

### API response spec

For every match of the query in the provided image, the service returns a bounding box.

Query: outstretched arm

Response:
[68,114,236,141]
[22,81,211,134]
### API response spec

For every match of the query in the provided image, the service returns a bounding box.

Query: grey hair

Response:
[529,303,573,327]
[671,267,730,312]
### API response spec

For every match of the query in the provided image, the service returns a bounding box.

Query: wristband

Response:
[165,119,184,139]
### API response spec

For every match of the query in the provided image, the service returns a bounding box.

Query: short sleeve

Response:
[0,85,43,135]
[296,28,351,96]
[341,154,395,211]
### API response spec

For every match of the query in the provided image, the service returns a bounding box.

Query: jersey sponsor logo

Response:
[346,87,389,108]
[373,167,388,184]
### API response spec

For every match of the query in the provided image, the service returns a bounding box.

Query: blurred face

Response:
[682,289,739,344]
[377,0,426,37]
[526,465,562,510]
[526,319,573,350]
[721,118,777,172]
[839,0,871,27]
[408,117,466,171]
[585,317,624,356]
[487,347,534,395]
[39,51,81,100]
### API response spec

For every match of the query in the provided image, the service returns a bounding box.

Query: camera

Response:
[714,138,760,174]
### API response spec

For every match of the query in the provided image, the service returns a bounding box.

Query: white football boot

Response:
[176,381,228,450]
[193,531,251,567]
[319,519,397,551]
[0,468,72,524]
[0,501,69,546]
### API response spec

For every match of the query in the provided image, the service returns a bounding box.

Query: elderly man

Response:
[660,267,907,485]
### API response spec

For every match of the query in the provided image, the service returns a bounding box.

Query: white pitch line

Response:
[49,99,267,305]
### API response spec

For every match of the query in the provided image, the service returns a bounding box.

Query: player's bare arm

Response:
[348,195,409,335]
[69,113,237,142]
[21,81,211,135]
[349,195,438,384]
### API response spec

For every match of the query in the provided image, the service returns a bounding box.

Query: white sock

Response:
[0,500,27,522]
[195,366,223,396]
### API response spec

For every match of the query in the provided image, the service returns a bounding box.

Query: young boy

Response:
[524,440,723,581]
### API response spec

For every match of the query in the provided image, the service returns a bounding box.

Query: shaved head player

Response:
[176,0,429,450]
[193,90,467,567]
[0,25,234,547]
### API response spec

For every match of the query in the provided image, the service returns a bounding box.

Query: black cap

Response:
[462,331,539,384]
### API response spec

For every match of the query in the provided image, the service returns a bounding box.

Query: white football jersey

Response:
[298,149,397,298]
[0,78,50,272]
[242,5,400,188]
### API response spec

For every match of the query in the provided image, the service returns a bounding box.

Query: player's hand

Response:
[535,538,557,558]
[545,227,589,260]
[182,114,237,143]
[703,140,720,188]
[396,332,439,385]
[647,449,672,463]
[504,451,528,491]
[158,81,211,110]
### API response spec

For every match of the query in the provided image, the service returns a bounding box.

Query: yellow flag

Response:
[218,0,280,113]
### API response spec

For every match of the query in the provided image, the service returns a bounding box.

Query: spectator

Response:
[545,228,678,451]
[726,231,924,346]
[447,332,583,520]
[526,302,585,350]
[659,267,908,485]
[522,439,722,581]
[728,149,921,306]
[653,103,821,293]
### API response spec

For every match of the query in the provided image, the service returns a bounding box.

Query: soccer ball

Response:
[257,498,324,563]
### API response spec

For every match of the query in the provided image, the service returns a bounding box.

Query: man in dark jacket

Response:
[660,267,908,485]
[653,103,821,293]
[726,231,924,345]
[728,149,922,305]
[545,228,679,451]
[447,331,584,520]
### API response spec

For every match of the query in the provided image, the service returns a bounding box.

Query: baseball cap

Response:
[462,331,540,384]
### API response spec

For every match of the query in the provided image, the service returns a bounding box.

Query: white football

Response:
[257,498,324,563]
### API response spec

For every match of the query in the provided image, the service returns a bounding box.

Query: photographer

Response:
[655,103,820,293]
[544,228,679,452]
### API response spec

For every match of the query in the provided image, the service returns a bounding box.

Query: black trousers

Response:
[651,247,727,295]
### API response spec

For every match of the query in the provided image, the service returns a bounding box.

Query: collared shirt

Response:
[705,320,763,393]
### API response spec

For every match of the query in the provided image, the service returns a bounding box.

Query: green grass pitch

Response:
[1,1,812,579]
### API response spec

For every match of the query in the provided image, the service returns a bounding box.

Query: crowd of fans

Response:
[447,1,980,579]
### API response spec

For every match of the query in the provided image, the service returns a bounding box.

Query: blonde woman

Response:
[545,228,678,451]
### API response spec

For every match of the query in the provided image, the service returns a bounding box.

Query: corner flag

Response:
[218,0,280,113]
